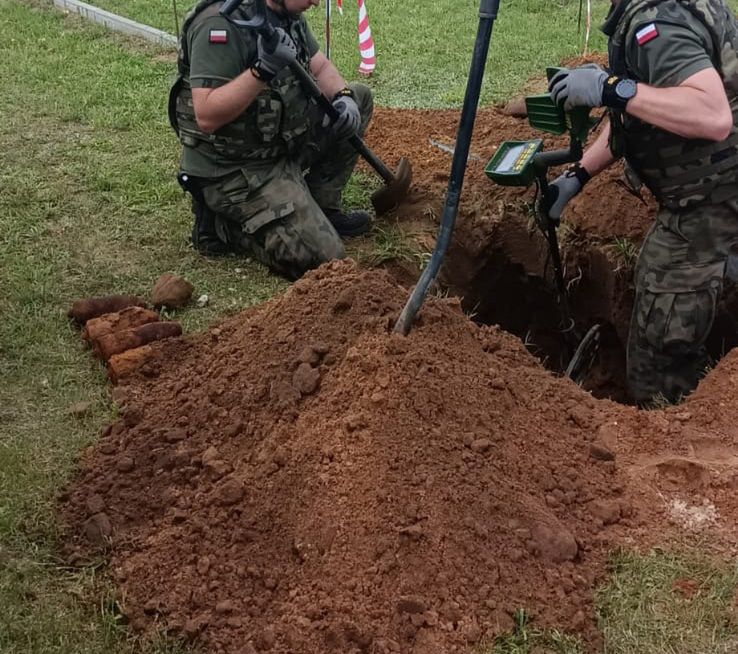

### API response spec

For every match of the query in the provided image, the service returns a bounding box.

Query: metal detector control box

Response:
[485,71,595,188]
[484,139,543,186]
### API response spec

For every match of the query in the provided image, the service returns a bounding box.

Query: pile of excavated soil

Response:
[63,261,738,654]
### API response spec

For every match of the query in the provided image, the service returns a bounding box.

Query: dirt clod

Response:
[83,512,112,545]
[590,442,616,462]
[151,273,194,309]
[214,478,245,506]
[85,494,105,515]
[292,362,321,395]
[589,500,622,526]
[115,456,135,473]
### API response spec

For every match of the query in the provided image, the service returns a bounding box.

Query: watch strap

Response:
[332,87,356,102]
[602,75,634,110]
[251,62,275,83]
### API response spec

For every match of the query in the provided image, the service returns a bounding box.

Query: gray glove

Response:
[545,164,590,220]
[254,27,297,81]
[548,65,608,111]
[328,93,361,140]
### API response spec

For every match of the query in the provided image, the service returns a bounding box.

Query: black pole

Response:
[532,138,583,357]
[326,0,331,59]
[220,0,399,186]
[394,0,501,335]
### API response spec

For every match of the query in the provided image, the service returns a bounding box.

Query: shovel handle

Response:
[287,63,397,184]
[219,0,398,184]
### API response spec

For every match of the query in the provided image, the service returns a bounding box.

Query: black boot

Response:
[178,173,230,257]
[324,209,371,238]
[191,198,230,257]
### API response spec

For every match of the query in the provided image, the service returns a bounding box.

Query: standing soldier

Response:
[169,0,373,279]
[545,0,738,405]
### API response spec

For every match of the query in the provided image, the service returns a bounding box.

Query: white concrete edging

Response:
[53,0,178,47]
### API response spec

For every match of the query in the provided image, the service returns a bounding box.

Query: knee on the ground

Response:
[349,82,374,124]
[264,214,346,280]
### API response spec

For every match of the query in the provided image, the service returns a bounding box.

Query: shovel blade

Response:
[370,158,413,216]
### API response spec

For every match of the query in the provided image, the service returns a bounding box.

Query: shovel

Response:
[220,0,412,215]
[395,0,501,334]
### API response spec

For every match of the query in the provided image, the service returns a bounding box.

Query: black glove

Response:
[545,163,591,220]
[252,27,297,82]
[327,88,361,141]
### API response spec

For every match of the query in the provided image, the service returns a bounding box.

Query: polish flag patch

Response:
[635,23,659,45]
[209,29,228,44]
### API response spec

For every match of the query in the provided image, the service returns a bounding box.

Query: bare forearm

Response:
[310,55,347,99]
[581,121,617,177]
[627,79,732,141]
[192,70,266,133]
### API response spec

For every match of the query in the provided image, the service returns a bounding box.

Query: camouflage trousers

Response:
[627,198,738,405]
[199,83,373,280]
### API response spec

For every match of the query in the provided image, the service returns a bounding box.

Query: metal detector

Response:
[485,70,601,383]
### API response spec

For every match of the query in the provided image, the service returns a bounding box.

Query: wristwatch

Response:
[616,78,638,102]
[603,76,637,109]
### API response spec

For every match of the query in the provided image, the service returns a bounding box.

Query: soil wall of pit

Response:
[364,106,738,400]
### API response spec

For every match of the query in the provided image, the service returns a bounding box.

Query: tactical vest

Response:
[608,0,738,209]
[168,0,315,172]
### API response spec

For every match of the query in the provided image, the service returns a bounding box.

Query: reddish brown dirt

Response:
[62,260,738,654]
[365,106,656,244]
[362,107,659,402]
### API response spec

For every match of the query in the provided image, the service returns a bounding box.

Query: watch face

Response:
[616,78,637,100]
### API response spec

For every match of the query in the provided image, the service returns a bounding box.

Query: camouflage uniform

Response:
[603,0,738,404]
[169,0,374,279]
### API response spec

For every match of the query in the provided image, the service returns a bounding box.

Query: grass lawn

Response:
[90,0,611,108]
[2,1,738,652]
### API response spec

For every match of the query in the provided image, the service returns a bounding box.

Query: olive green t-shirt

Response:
[181,7,320,177]
[188,11,320,90]
[604,0,716,86]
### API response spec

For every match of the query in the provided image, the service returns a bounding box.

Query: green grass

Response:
[610,236,639,270]
[363,224,424,266]
[598,550,738,653]
[0,2,282,651]
[482,551,738,654]
[487,609,585,653]
[3,1,738,652]
[92,0,611,108]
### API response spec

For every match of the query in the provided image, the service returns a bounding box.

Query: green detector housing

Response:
[484,139,544,187]
[485,68,597,187]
